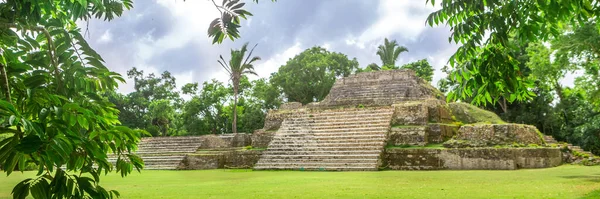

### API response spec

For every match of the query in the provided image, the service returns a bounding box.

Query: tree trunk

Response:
[554,81,564,103]
[499,97,508,113]
[0,62,11,103]
[232,85,238,134]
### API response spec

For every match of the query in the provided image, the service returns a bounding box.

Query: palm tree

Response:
[218,42,261,134]
[376,38,408,68]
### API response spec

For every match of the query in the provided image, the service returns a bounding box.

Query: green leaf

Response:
[0,100,19,116]
[11,179,31,199]
[15,135,43,154]
[77,115,89,130]
[23,74,47,88]
[69,114,77,127]
[30,178,50,199]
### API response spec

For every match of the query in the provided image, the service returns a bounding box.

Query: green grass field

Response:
[1,165,599,199]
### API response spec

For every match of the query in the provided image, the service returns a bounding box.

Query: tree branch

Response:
[1,23,62,92]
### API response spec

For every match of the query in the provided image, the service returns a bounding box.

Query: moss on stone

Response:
[448,102,505,124]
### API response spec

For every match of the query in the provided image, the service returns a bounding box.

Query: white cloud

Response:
[98,29,112,43]
[355,0,436,45]
[252,42,303,79]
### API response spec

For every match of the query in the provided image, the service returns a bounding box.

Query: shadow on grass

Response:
[560,174,600,183]
[580,189,600,199]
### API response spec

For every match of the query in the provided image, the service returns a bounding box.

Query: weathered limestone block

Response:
[388,126,428,146]
[179,154,221,170]
[178,150,263,170]
[427,124,458,143]
[514,148,563,168]
[262,109,306,131]
[222,150,262,168]
[383,148,442,170]
[391,99,455,126]
[198,135,229,149]
[426,101,454,123]
[392,103,429,125]
[251,130,275,148]
[383,148,562,170]
[280,102,302,110]
[444,124,544,148]
[440,148,516,170]
[231,133,252,147]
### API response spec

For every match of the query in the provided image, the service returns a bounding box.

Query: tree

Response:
[218,43,261,134]
[367,63,380,71]
[120,68,181,135]
[207,0,277,44]
[148,100,175,136]
[0,0,143,198]
[400,59,434,82]
[375,38,409,69]
[182,80,230,135]
[271,47,359,104]
[426,0,600,105]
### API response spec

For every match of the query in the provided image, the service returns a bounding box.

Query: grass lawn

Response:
[1,165,600,199]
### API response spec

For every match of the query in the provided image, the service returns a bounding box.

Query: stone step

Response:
[312,127,389,133]
[271,135,385,144]
[311,123,390,129]
[137,146,199,150]
[270,139,386,144]
[255,162,377,167]
[258,154,380,159]
[276,130,386,136]
[135,151,194,154]
[308,113,393,119]
[256,158,377,163]
[262,150,381,155]
[276,131,386,138]
[266,146,382,151]
[283,119,391,127]
[138,144,200,148]
[269,141,384,148]
[308,108,393,114]
[253,166,378,171]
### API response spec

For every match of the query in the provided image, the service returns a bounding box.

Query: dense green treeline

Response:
[111,42,435,137]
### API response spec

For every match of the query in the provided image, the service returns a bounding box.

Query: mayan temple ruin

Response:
[123,69,595,171]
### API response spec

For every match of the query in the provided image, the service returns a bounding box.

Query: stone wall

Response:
[308,70,443,108]
[388,126,428,146]
[427,124,458,143]
[198,135,230,149]
[383,148,562,170]
[445,124,544,147]
[178,150,262,170]
[230,133,252,147]
[251,130,275,148]
[391,99,453,125]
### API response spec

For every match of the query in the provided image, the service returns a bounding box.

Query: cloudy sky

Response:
[84,0,459,94]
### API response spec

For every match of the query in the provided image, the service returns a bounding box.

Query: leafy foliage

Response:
[207,0,276,44]
[426,0,600,105]
[0,0,143,198]
[271,47,359,104]
[376,38,408,69]
[400,59,434,82]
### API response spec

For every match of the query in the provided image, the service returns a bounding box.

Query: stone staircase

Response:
[314,70,438,107]
[254,107,394,171]
[109,136,205,170]
[543,135,595,158]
